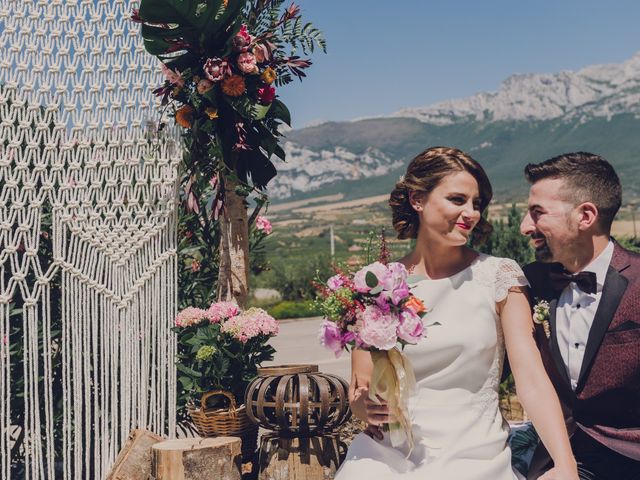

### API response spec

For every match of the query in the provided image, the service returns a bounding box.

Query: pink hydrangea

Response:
[175,307,209,327]
[353,262,390,294]
[237,52,257,74]
[221,307,279,343]
[357,305,399,350]
[397,309,424,344]
[318,320,344,358]
[206,301,240,324]
[255,216,272,234]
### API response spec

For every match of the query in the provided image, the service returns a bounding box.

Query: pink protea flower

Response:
[358,305,398,350]
[206,301,240,324]
[175,307,209,327]
[203,57,229,82]
[397,309,424,344]
[256,85,276,104]
[237,52,257,74]
[255,215,272,234]
[161,63,184,87]
[253,43,270,63]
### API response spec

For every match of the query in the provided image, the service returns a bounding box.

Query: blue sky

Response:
[279,0,640,128]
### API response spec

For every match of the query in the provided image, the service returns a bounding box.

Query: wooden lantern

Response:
[245,365,351,437]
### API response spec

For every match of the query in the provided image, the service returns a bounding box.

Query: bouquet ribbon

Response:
[368,347,417,455]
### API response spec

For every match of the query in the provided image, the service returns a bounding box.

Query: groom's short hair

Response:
[524,152,621,233]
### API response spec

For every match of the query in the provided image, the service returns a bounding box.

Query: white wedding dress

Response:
[336,254,529,480]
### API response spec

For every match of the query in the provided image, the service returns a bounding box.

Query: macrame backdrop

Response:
[0,0,180,478]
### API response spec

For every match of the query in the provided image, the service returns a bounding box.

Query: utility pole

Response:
[330,224,335,258]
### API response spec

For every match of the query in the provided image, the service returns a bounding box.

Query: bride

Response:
[335,147,578,479]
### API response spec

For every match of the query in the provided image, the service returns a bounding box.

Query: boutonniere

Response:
[533,299,551,339]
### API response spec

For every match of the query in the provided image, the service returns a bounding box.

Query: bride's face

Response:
[411,171,482,246]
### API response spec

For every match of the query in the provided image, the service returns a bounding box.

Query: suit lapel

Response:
[576,264,628,389]
[548,297,572,387]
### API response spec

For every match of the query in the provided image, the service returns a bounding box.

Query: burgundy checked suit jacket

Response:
[524,242,640,476]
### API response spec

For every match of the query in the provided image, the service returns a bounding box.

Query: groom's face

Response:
[520,178,578,263]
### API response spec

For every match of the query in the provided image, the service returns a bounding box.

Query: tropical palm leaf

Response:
[138,0,244,70]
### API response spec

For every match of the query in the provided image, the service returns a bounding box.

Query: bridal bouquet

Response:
[316,261,428,451]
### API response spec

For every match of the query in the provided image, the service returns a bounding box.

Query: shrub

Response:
[268,300,322,320]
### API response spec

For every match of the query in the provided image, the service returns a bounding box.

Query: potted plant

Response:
[174,301,279,455]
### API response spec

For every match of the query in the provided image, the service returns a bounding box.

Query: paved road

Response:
[264,316,351,382]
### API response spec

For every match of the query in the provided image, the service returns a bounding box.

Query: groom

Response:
[519,152,640,480]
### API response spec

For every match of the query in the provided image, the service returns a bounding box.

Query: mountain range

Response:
[269,51,640,203]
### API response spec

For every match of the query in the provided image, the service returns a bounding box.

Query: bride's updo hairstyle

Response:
[389,146,493,245]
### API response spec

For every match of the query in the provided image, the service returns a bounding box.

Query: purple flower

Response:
[327,274,346,291]
[358,305,398,350]
[319,320,344,358]
[397,309,424,344]
[353,262,390,293]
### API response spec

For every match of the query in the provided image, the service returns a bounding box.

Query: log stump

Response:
[150,437,242,480]
[106,429,164,480]
[258,434,348,480]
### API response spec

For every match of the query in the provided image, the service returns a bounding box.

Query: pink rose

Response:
[326,274,345,291]
[358,305,398,350]
[353,262,390,294]
[237,52,257,74]
[203,57,229,82]
[319,320,344,358]
[255,215,272,234]
[197,79,213,94]
[257,85,276,104]
[397,310,424,344]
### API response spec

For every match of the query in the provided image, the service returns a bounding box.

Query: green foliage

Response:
[616,235,640,252]
[265,255,334,301]
[267,300,321,320]
[315,287,355,322]
[480,204,534,266]
[138,0,243,71]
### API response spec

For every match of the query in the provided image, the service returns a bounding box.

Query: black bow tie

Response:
[549,269,598,294]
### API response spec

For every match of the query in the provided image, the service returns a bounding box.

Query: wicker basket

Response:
[187,390,258,459]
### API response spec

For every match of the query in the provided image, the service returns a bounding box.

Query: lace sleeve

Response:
[495,258,529,303]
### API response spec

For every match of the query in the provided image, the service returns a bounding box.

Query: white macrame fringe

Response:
[0,0,180,477]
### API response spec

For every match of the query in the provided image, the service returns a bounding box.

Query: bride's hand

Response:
[538,463,579,480]
[363,395,389,441]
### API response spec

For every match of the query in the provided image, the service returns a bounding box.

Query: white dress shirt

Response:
[556,240,614,390]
